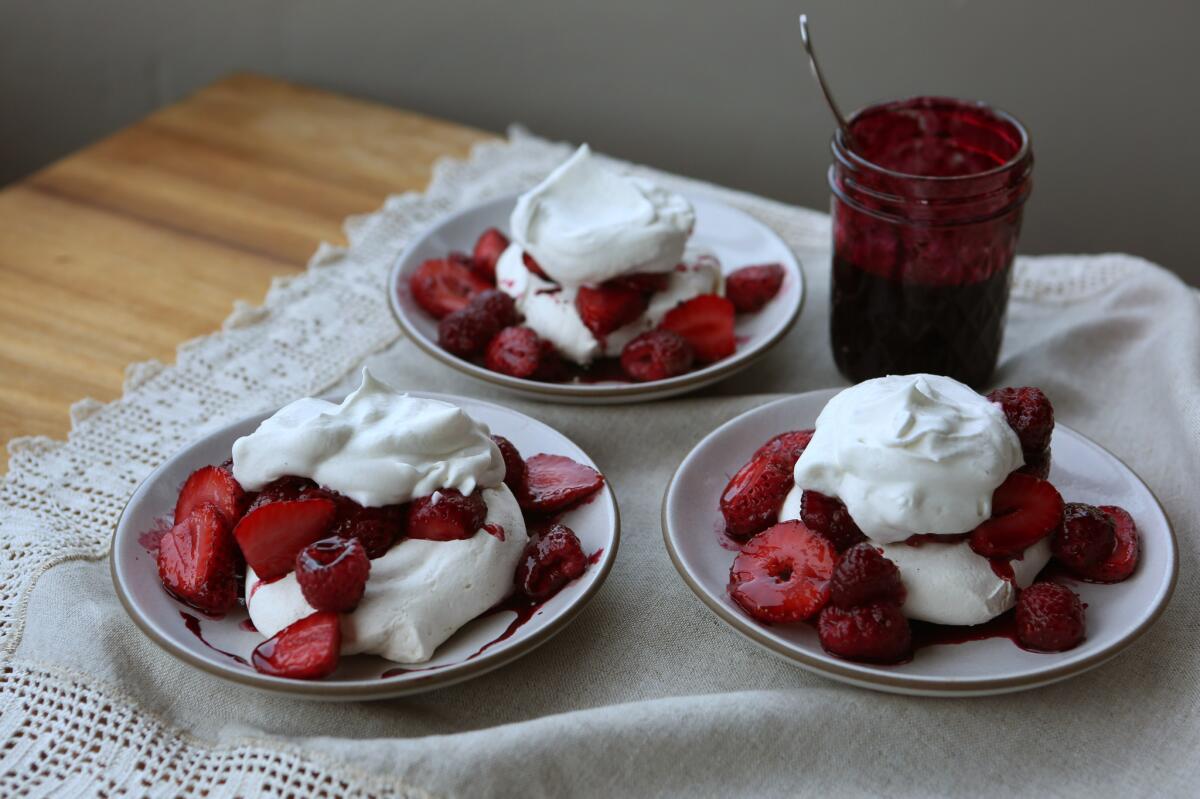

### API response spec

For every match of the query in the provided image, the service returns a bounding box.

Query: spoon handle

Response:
[799,14,857,151]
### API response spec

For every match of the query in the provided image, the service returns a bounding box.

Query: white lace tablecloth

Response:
[2,130,1197,798]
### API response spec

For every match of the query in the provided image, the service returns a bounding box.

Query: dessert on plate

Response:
[718,374,1141,663]
[152,370,605,679]
[406,144,787,383]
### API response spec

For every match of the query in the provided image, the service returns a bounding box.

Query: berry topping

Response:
[523,252,550,279]
[472,227,509,280]
[409,257,491,319]
[515,523,588,601]
[817,602,912,664]
[720,450,793,539]
[175,465,248,526]
[484,326,544,379]
[1015,582,1086,652]
[725,263,785,313]
[987,386,1055,454]
[755,429,815,470]
[968,473,1064,559]
[519,454,605,514]
[829,542,906,608]
[233,498,338,580]
[575,283,649,337]
[157,503,239,614]
[405,488,488,541]
[295,536,370,612]
[1083,505,1140,583]
[247,476,324,511]
[610,271,670,294]
[801,491,868,553]
[659,294,737,363]
[1019,448,1052,480]
[329,504,403,559]
[620,329,695,382]
[251,611,341,680]
[491,435,526,496]
[437,289,519,357]
[728,521,837,623]
[484,523,506,541]
[1051,502,1117,576]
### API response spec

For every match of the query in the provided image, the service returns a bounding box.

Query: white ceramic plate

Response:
[388,193,804,404]
[662,389,1178,697]
[111,392,620,700]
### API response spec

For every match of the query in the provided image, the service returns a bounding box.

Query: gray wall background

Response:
[2,0,1196,282]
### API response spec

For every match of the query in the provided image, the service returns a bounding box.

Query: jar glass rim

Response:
[833,96,1032,183]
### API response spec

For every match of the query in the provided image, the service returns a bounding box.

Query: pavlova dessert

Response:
[719,374,1140,663]
[155,370,604,679]
[407,144,787,383]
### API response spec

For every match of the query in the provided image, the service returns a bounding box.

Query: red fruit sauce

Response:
[829,96,1033,388]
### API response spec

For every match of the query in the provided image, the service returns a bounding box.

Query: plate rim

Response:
[387,192,806,401]
[110,390,621,700]
[660,390,1180,697]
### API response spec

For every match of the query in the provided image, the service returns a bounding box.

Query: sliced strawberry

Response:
[619,329,694,382]
[720,452,793,539]
[519,454,605,514]
[472,228,509,280]
[157,503,238,614]
[575,283,649,337]
[659,294,736,363]
[233,498,337,580]
[968,473,1064,558]
[610,271,670,294]
[405,489,488,541]
[726,263,785,313]
[755,429,815,470]
[409,258,491,319]
[728,521,836,623]
[175,465,248,526]
[491,435,526,496]
[251,611,341,680]
[523,252,550,280]
[1080,505,1140,583]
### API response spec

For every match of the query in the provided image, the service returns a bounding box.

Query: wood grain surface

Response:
[0,73,492,469]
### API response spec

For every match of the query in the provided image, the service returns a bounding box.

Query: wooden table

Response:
[0,74,492,469]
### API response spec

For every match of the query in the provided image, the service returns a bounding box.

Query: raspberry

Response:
[295,536,370,612]
[1052,503,1116,576]
[1080,505,1140,583]
[485,326,544,379]
[829,543,906,608]
[725,263,785,313]
[987,386,1055,454]
[329,504,404,559]
[405,489,488,540]
[516,523,588,601]
[800,491,867,552]
[620,330,695,382]
[467,289,518,328]
[437,290,518,357]
[817,602,912,663]
[491,435,526,496]
[1015,582,1086,652]
[728,521,836,623]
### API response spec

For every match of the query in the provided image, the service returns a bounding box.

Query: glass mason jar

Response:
[828,96,1034,388]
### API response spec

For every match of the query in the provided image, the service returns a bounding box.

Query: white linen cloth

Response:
[1,129,1197,798]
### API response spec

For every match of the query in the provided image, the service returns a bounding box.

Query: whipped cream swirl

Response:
[794,374,1023,544]
[510,144,694,288]
[231,369,505,507]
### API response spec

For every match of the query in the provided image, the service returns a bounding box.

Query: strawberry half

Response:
[968,473,1064,558]
[405,489,488,541]
[1082,505,1140,583]
[728,521,836,623]
[251,611,341,680]
[755,429,815,470]
[575,283,649,337]
[175,465,248,526]
[233,498,337,580]
[519,454,605,514]
[720,451,793,539]
[409,257,491,319]
[659,294,736,363]
[157,503,239,614]
[472,228,509,281]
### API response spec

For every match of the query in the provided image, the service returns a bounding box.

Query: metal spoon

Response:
[798,14,857,152]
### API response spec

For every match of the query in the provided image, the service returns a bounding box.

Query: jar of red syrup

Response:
[829,96,1033,388]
